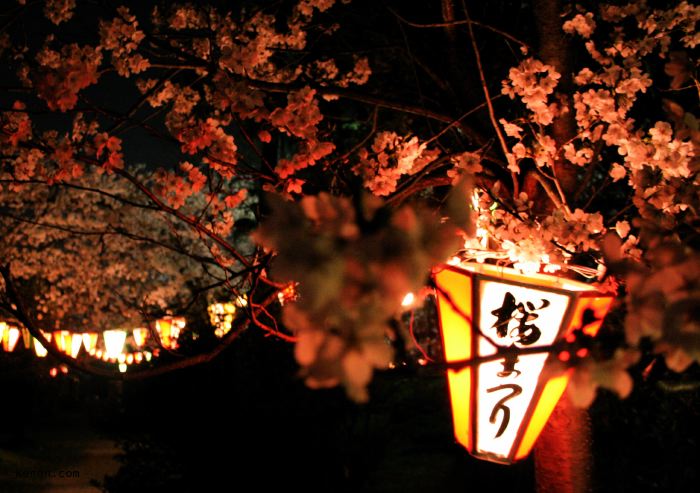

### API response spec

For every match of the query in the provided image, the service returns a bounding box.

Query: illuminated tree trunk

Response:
[531,1,592,492]
[534,394,592,493]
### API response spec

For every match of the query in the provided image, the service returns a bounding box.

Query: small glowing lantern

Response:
[132,328,148,347]
[21,327,31,349]
[69,334,83,358]
[54,330,72,354]
[1,323,21,352]
[208,302,237,338]
[33,331,51,358]
[433,263,614,464]
[34,338,49,357]
[82,333,98,353]
[155,316,185,349]
[103,330,127,359]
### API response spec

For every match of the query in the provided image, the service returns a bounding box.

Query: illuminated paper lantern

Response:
[155,316,185,349]
[53,330,72,354]
[132,328,148,347]
[70,334,83,358]
[433,263,614,464]
[34,338,49,357]
[82,333,98,353]
[1,323,21,352]
[103,330,127,359]
[21,327,31,349]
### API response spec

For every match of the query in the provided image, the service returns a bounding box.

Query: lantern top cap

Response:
[441,262,605,294]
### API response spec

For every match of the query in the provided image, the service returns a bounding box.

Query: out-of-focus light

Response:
[70,334,82,358]
[82,333,98,353]
[208,302,236,338]
[103,330,127,359]
[132,328,148,347]
[155,317,185,349]
[1,324,21,352]
[401,292,415,307]
[34,338,49,357]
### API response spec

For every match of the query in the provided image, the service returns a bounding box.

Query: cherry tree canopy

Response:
[0,0,698,403]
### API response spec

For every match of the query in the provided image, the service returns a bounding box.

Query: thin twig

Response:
[461,2,519,197]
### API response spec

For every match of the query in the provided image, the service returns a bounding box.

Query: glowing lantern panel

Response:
[434,263,613,464]
[103,330,127,359]
[82,333,98,353]
[132,328,148,347]
[34,338,49,357]
[21,327,31,349]
[1,323,21,352]
[70,334,83,358]
[155,317,185,349]
[54,330,72,354]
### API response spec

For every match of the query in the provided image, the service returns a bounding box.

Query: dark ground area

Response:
[1,328,698,493]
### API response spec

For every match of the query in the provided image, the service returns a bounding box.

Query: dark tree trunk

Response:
[524,0,579,206]
[531,1,591,492]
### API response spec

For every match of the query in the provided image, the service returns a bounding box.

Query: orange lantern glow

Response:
[54,330,72,354]
[21,327,31,349]
[155,316,185,349]
[82,333,98,353]
[70,334,83,358]
[433,263,614,464]
[33,338,49,357]
[1,323,21,352]
[32,331,52,358]
[132,328,148,347]
[103,330,127,359]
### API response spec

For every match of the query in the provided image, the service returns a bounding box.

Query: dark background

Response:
[1,327,698,493]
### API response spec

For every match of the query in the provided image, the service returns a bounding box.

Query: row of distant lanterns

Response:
[0,295,260,373]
